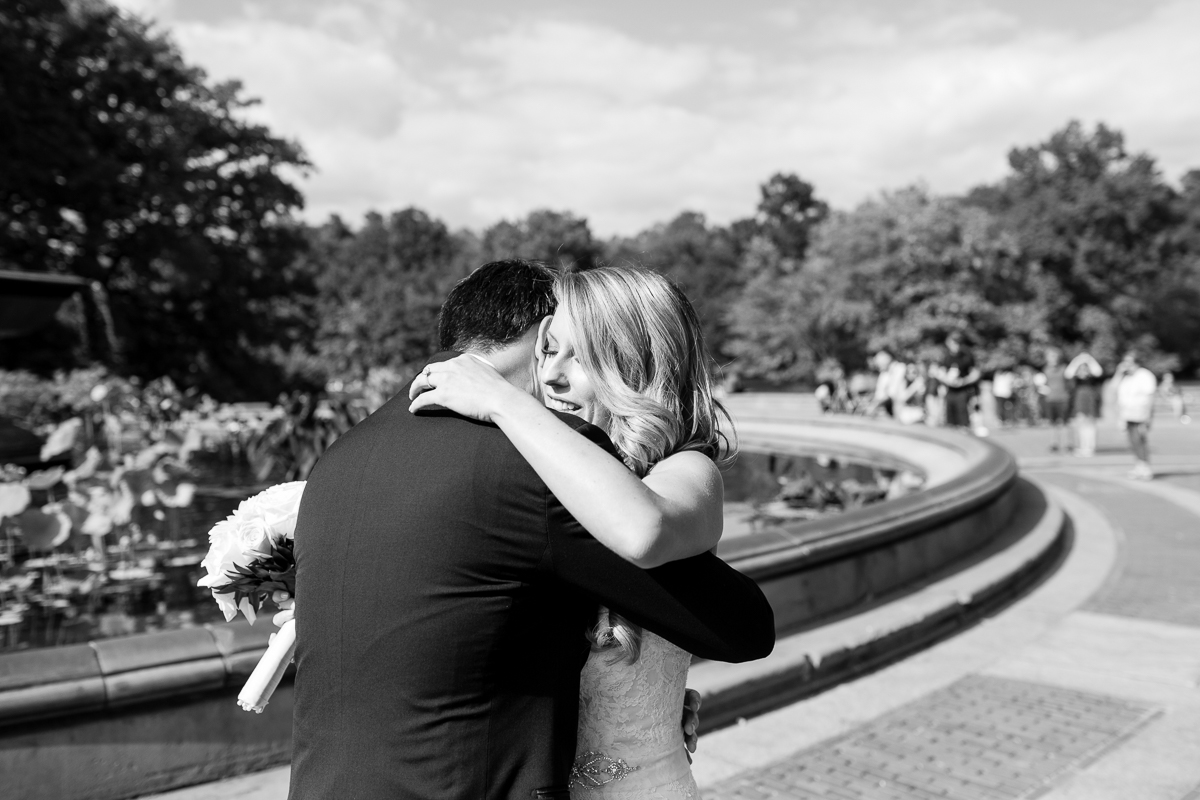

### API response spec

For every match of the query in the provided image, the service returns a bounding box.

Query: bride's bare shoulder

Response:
[646,450,722,492]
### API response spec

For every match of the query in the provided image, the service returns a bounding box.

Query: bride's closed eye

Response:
[541,333,562,359]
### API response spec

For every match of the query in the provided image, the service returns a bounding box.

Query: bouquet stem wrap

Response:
[238,618,296,713]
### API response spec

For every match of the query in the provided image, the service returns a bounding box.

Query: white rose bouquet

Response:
[197,481,305,713]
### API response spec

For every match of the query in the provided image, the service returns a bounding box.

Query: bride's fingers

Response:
[408,389,441,414]
[408,371,426,399]
[409,377,434,400]
[408,365,441,400]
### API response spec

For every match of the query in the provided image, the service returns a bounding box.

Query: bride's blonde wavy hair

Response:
[552,265,736,664]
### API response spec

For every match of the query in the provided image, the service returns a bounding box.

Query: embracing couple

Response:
[286,260,776,799]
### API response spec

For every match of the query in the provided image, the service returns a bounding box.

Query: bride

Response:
[409,264,732,799]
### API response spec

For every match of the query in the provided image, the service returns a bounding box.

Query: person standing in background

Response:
[897,361,927,425]
[1158,373,1190,424]
[869,349,908,418]
[814,359,851,414]
[992,367,1016,426]
[848,370,876,414]
[1114,349,1158,480]
[923,359,944,427]
[1065,350,1103,457]
[940,333,980,430]
[1015,365,1041,426]
[1042,348,1072,453]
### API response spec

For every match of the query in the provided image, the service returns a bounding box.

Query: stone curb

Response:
[690,476,1068,733]
[0,620,279,727]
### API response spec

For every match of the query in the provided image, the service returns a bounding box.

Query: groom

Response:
[288,260,774,799]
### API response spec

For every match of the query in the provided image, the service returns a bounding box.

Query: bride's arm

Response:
[408,355,723,568]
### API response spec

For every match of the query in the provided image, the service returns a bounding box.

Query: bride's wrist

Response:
[489,383,542,425]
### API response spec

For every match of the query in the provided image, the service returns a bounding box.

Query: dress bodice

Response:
[570,610,699,799]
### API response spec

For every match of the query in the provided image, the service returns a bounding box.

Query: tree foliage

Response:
[605,211,746,360]
[754,172,829,260]
[966,121,1182,367]
[1,0,312,398]
[287,209,476,385]
[728,124,1200,383]
[1154,171,1200,370]
[480,209,601,270]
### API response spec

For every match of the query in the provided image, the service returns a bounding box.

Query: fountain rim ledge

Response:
[0,413,1016,727]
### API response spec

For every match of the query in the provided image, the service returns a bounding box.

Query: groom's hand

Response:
[682,688,701,762]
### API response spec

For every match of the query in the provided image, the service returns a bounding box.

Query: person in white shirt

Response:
[869,349,909,419]
[992,368,1016,426]
[1114,349,1158,480]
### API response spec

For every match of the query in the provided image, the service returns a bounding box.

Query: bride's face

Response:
[537,312,607,428]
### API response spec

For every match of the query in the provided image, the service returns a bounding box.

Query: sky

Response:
[111,0,1200,236]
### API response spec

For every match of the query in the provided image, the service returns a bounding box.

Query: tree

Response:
[0,0,312,398]
[480,209,601,270]
[288,208,476,385]
[605,211,744,359]
[1149,169,1200,374]
[753,173,829,261]
[725,187,1041,383]
[966,121,1181,366]
[723,236,863,385]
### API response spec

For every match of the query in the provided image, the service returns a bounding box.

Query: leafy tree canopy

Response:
[480,209,601,271]
[966,121,1183,367]
[605,211,745,359]
[286,209,477,385]
[754,172,829,262]
[0,0,311,399]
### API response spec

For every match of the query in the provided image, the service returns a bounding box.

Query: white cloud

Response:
[111,0,175,20]
[171,21,410,139]
[110,0,1200,235]
[468,21,714,101]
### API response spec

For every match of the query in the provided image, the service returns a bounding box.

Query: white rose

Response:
[238,481,305,542]
[236,516,272,555]
[197,516,250,621]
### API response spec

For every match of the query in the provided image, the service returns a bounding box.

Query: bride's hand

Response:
[408,354,522,422]
[682,688,701,762]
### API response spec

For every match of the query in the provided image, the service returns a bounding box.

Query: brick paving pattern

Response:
[705,675,1158,800]
[1038,474,1200,627]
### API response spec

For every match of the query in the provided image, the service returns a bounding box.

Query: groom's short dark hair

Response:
[438,259,558,352]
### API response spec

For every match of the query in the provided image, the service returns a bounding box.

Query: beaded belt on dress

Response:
[567,751,641,788]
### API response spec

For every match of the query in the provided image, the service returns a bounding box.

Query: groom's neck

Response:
[464,326,540,398]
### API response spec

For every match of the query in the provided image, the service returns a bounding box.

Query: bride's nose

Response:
[540,353,569,389]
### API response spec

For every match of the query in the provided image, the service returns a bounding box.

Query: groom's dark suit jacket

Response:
[288,355,775,800]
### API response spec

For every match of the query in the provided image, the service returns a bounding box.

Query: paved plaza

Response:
[699,418,1200,799]
[149,417,1200,800]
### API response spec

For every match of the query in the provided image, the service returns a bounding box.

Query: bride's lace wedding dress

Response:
[569,610,699,799]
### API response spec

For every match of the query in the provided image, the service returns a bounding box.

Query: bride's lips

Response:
[545,394,582,414]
